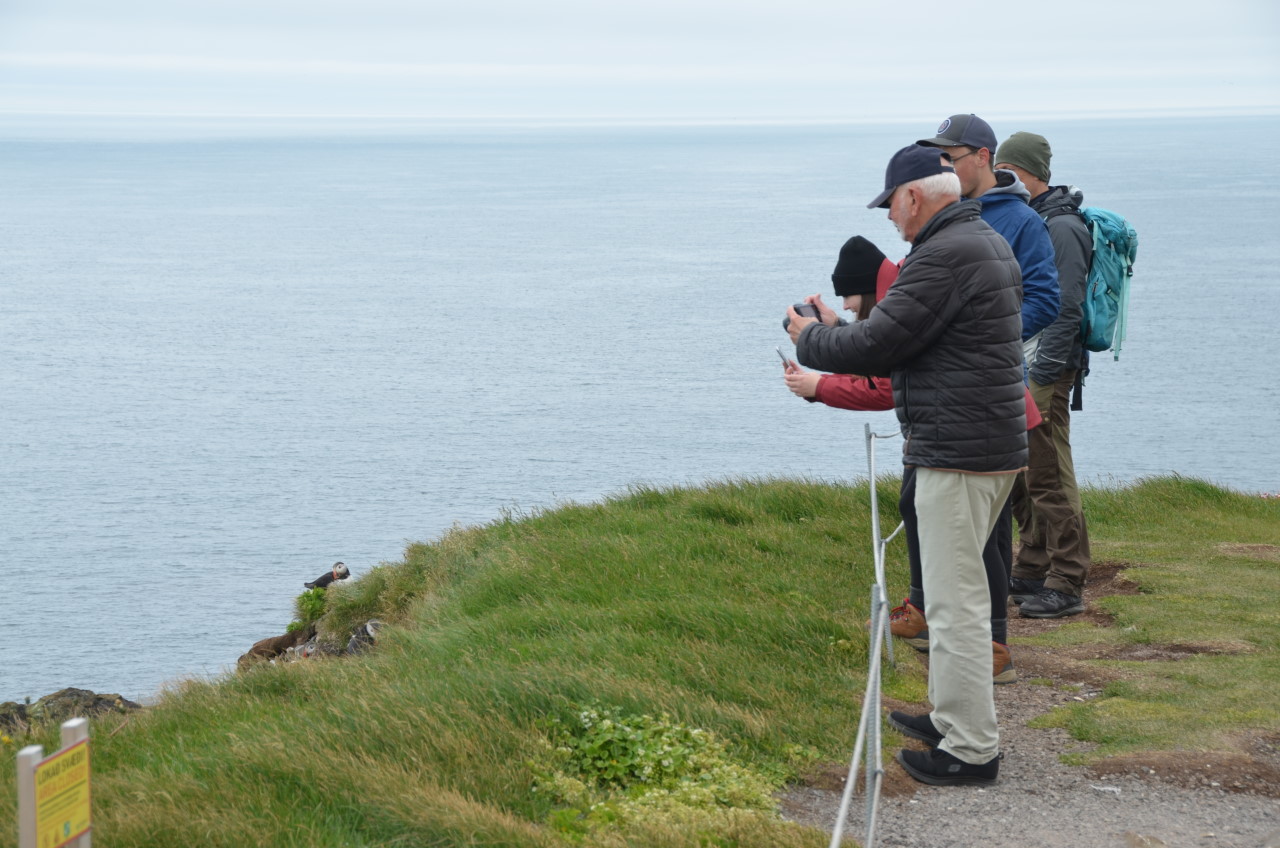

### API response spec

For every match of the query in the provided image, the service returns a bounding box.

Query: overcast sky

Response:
[1,0,1277,121]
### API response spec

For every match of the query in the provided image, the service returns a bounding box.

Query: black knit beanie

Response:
[832,236,887,297]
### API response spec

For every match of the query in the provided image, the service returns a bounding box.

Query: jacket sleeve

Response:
[1029,215,1091,384]
[1008,216,1061,340]
[812,373,895,411]
[796,251,961,377]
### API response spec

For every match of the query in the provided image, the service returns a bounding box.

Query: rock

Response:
[238,624,316,668]
[1,688,141,733]
[0,701,29,733]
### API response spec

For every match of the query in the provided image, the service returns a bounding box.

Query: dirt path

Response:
[779,564,1280,847]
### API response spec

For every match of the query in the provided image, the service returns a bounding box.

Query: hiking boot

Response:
[1019,587,1085,619]
[888,600,929,652]
[1009,576,1045,605]
[992,641,1017,685]
[896,747,1000,786]
[887,710,943,747]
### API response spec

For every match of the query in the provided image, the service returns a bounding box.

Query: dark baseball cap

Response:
[866,145,956,209]
[917,113,998,153]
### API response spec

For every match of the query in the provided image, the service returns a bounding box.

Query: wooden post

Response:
[16,744,42,848]
[60,719,91,848]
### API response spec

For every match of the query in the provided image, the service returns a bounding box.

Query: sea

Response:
[3,114,1278,705]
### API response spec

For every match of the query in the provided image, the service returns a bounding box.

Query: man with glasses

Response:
[909,113,1061,661]
[918,113,1060,339]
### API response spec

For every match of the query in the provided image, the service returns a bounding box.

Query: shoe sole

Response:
[1020,602,1085,619]
[886,713,943,747]
[993,666,1018,685]
[902,634,929,652]
[895,751,998,786]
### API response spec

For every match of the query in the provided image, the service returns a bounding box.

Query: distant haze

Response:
[1,0,1278,121]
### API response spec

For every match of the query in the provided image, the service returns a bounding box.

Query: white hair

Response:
[908,171,962,201]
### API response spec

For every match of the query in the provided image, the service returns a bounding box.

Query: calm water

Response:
[3,115,1278,703]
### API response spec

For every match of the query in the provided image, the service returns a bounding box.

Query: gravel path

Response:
[779,643,1280,848]
[778,563,1280,846]
[780,675,1280,847]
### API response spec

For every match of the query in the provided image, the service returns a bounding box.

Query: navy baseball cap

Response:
[917,113,998,153]
[866,145,956,209]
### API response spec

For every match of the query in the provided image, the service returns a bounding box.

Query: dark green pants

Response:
[1011,370,1092,596]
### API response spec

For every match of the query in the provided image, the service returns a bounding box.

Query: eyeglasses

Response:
[945,148,979,163]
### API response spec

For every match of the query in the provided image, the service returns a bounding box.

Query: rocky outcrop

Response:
[1,687,142,733]
[237,624,318,669]
[237,619,384,669]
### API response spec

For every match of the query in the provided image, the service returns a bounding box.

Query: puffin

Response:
[305,561,350,589]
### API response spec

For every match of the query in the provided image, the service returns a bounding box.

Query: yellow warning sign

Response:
[34,739,91,848]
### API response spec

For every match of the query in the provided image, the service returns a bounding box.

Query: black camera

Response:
[783,302,820,330]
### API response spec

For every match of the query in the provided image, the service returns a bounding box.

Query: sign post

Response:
[16,717,92,848]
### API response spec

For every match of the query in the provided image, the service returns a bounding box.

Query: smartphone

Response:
[793,302,820,319]
[776,346,792,368]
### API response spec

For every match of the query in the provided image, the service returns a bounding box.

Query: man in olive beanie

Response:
[995,131,1053,183]
[994,131,1093,619]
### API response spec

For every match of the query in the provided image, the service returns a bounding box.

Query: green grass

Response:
[1,475,1276,846]
[1022,478,1280,756]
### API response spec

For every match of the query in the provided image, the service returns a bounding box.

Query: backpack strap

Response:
[1041,205,1086,224]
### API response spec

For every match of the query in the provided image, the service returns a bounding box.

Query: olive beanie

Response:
[995,131,1052,182]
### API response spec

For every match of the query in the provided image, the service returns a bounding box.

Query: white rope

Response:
[828,423,903,848]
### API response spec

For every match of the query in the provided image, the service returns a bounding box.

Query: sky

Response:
[0,0,1277,122]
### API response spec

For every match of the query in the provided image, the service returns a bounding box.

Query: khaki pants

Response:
[915,467,1017,764]
[1011,371,1092,596]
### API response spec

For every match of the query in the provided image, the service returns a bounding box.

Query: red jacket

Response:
[807,258,1043,430]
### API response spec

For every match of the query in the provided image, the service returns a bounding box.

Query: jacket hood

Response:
[984,169,1032,203]
[876,257,899,301]
[1031,184,1085,217]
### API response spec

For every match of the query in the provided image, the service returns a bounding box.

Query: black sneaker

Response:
[1008,576,1045,605]
[896,747,999,786]
[1019,587,1085,618]
[887,711,943,747]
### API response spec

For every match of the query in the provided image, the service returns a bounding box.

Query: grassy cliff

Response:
[1,476,1276,847]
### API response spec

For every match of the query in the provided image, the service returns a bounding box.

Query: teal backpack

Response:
[1079,207,1138,360]
[1046,202,1138,361]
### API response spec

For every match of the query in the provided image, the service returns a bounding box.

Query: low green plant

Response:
[286,587,328,633]
[533,705,782,838]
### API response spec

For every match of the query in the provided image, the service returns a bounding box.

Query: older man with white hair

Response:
[785,144,1027,785]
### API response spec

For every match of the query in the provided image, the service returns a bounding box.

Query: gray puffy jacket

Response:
[796,199,1028,473]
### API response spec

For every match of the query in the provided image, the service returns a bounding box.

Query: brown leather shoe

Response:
[889,600,930,652]
[993,641,1017,685]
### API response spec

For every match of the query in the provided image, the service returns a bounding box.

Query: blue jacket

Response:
[979,171,1060,340]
